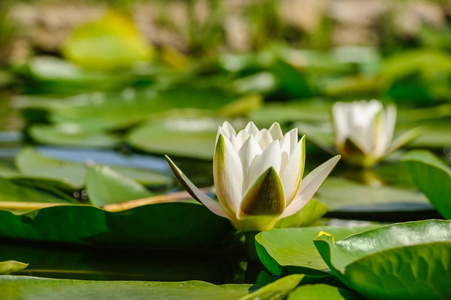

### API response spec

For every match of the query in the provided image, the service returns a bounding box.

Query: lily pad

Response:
[0,177,71,205]
[16,147,87,190]
[8,147,171,190]
[287,284,363,300]
[316,177,431,216]
[128,117,221,159]
[0,276,251,300]
[50,87,238,131]
[28,124,121,148]
[0,202,233,249]
[314,220,451,300]
[402,150,451,218]
[255,226,376,276]
[86,166,153,207]
[240,274,304,300]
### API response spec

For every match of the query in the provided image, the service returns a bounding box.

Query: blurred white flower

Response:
[332,100,419,167]
[166,121,339,232]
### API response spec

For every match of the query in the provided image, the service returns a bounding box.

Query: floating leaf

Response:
[314,220,451,300]
[402,150,451,218]
[240,274,304,300]
[86,166,153,207]
[0,177,71,205]
[255,226,376,276]
[16,147,87,190]
[9,147,171,190]
[28,124,121,148]
[128,117,220,159]
[0,202,233,249]
[0,276,250,300]
[316,177,431,216]
[287,284,362,300]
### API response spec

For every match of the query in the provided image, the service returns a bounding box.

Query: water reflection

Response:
[0,240,246,284]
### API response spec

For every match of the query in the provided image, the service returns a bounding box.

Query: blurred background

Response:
[0,0,450,177]
[0,0,450,283]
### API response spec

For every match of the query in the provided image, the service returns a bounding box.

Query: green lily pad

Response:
[0,261,28,274]
[314,220,451,300]
[0,202,233,249]
[316,177,431,215]
[128,117,221,160]
[16,147,87,190]
[86,166,153,207]
[49,87,238,131]
[402,150,451,218]
[287,284,363,300]
[9,147,171,190]
[240,274,304,300]
[255,226,376,276]
[0,177,71,205]
[0,276,251,300]
[28,124,121,148]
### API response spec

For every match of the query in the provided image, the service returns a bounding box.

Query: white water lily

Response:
[166,121,340,232]
[332,100,420,167]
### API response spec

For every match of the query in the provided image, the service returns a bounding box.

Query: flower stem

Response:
[245,231,260,263]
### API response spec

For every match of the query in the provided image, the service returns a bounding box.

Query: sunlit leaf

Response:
[0,276,251,300]
[255,226,376,276]
[86,166,154,207]
[402,150,451,218]
[314,220,451,300]
[240,274,304,300]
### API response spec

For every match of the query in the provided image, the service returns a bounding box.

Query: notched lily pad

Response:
[314,220,451,300]
[255,226,376,276]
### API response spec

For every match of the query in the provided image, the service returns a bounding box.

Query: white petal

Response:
[166,155,229,218]
[281,136,305,204]
[231,130,250,151]
[268,122,283,141]
[281,155,340,218]
[332,102,349,148]
[383,104,396,151]
[255,129,273,150]
[214,135,244,215]
[247,140,282,193]
[348,100,382,154]
[280,128,298,155]
[244,121,260,136]
[238,136,262,190]
[221,121,237,139]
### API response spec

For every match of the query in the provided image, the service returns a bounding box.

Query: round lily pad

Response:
[314,220,451,300]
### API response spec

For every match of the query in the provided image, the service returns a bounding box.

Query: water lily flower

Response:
[332,100,420,167]
[166,121,340,232]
